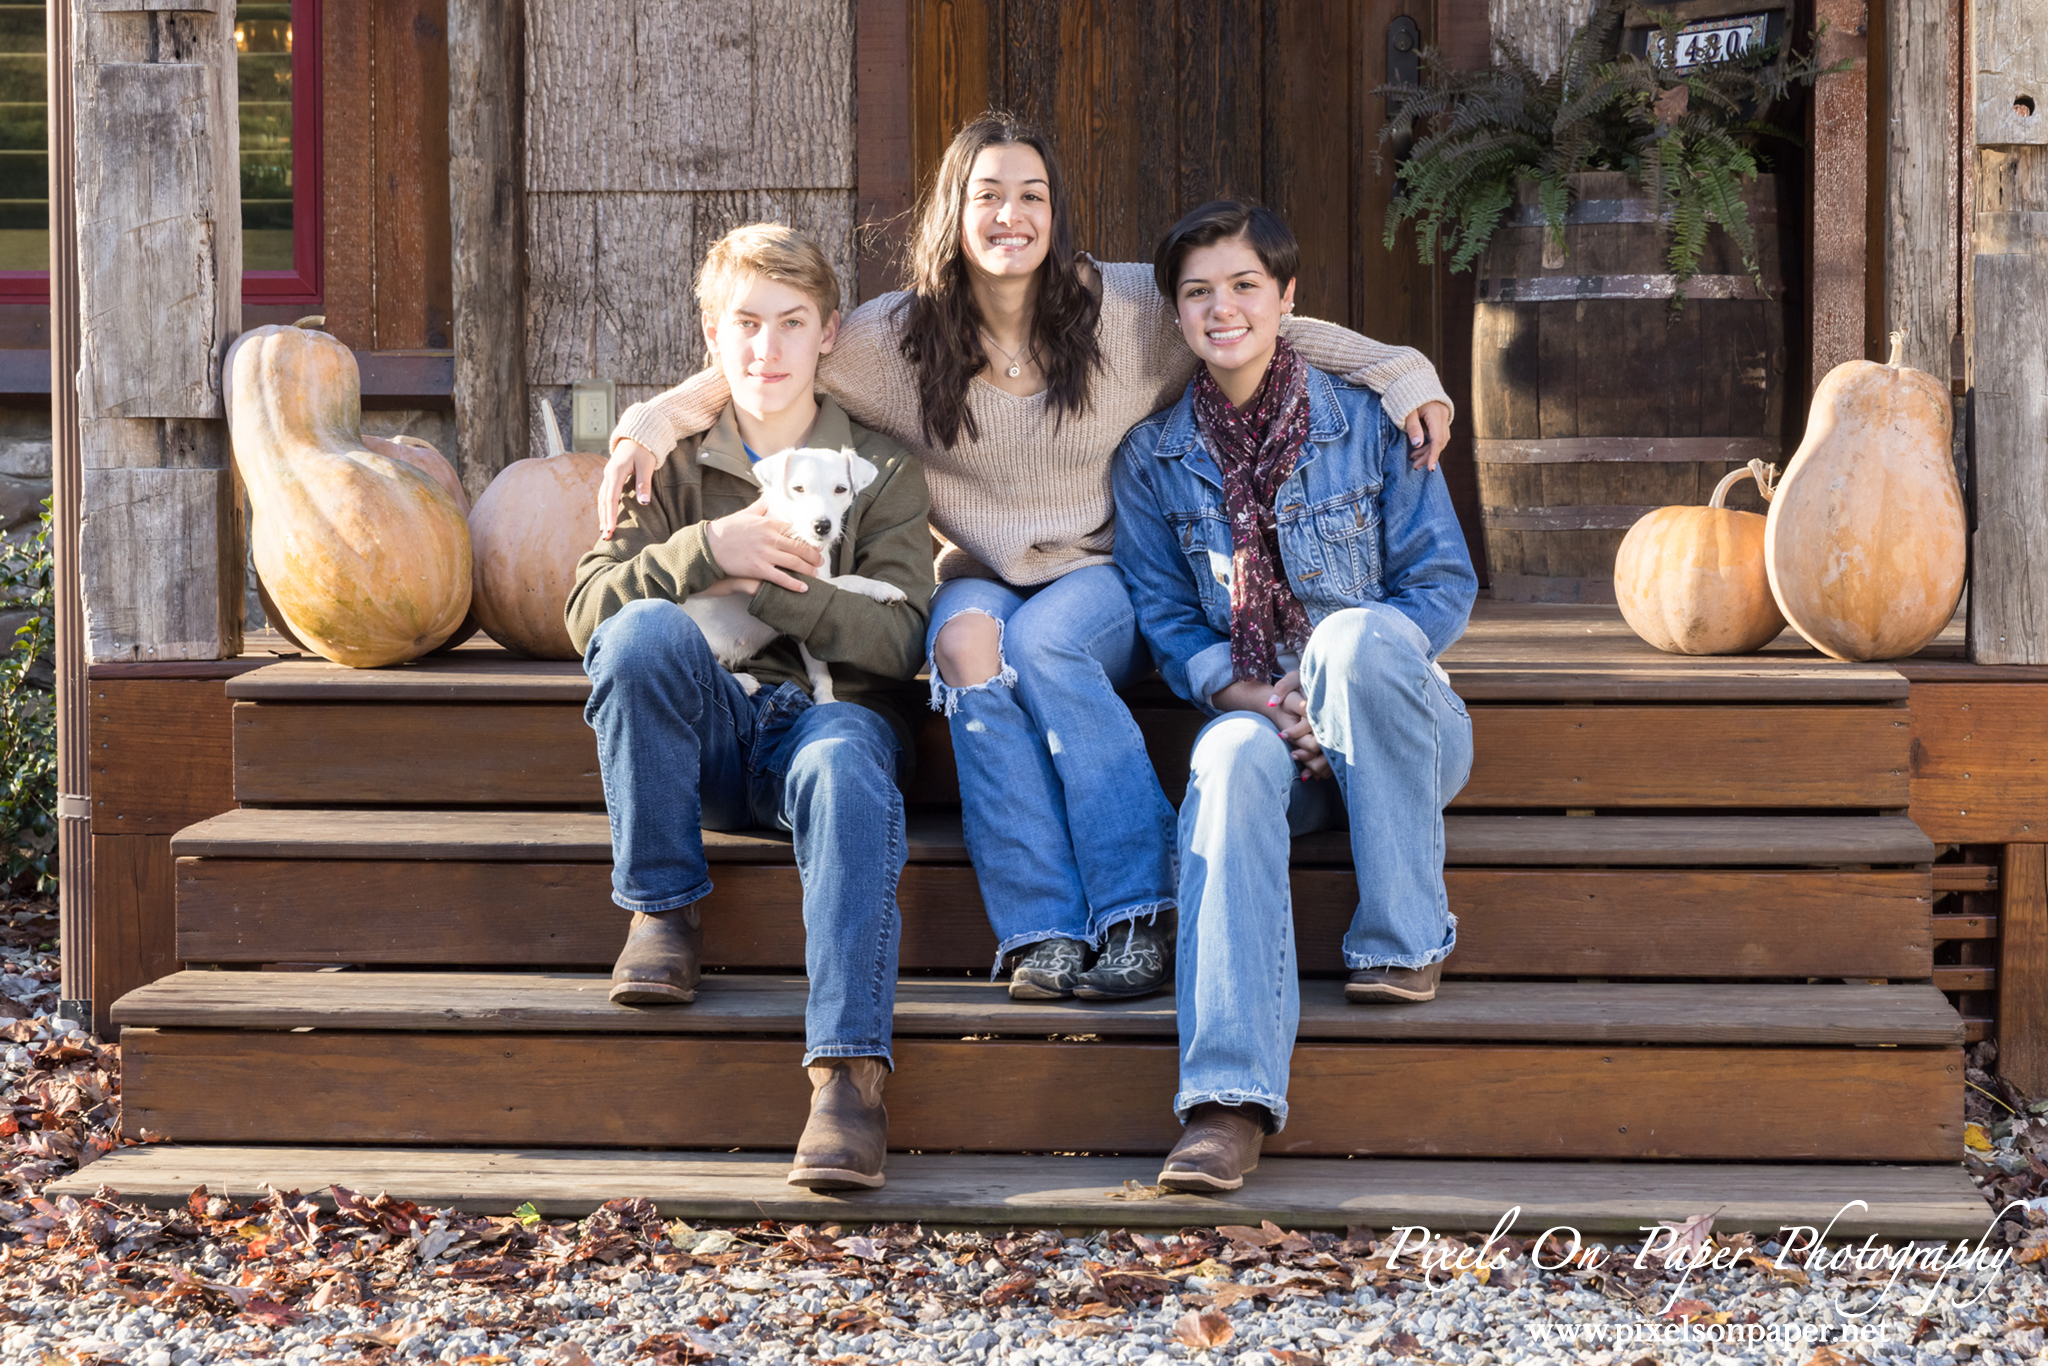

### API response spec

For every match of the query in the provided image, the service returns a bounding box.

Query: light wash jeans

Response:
[1174,602,1473,1130]
[926,564,1178,970]
[583,598,906,1067]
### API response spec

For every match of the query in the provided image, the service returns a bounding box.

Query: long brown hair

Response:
[899,112,1104,450]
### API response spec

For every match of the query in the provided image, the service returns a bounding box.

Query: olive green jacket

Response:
[566,396,934,756]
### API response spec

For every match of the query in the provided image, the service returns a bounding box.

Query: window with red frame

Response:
[238,0,321,303]
[0,1,321,305]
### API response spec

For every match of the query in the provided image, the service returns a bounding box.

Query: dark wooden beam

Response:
[2000,844,2048,1095]
[855,0,914,302]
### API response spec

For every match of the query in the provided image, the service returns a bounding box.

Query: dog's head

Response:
[751,447,881,549]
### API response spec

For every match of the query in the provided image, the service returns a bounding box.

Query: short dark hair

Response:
[1152,200,1300,299]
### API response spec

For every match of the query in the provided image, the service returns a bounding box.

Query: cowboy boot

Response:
[608,907,702,1004]
[787,1057,889,1190]
[1157,1102,1266,1193]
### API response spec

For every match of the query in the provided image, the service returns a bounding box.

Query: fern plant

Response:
[1380,0,1835,291]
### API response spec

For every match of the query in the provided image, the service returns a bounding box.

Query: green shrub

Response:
[0,501,55,893]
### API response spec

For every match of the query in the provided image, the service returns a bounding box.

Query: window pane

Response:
[236,3,294,272]
[0,6,45,273]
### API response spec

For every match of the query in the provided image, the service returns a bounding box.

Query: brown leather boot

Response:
[608,907,702,1004]
[1157,1102,1266,1193]
[787,1057,889,1190]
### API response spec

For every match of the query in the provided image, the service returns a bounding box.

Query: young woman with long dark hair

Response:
[593,113,1455,1003]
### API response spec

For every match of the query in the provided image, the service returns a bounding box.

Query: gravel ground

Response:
[7,906,2048,1365]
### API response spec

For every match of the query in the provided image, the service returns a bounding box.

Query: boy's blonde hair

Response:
[695,222,841,324]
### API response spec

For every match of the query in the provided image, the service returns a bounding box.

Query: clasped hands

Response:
[697,501,822,597]
[1211,670,1329,780]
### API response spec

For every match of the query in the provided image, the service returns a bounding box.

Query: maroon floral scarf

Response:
[1192,336,1314,684]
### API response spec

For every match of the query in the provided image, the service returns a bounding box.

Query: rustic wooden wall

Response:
[522,1,857,461]
[73,5,243,664]
[316,0,455,354]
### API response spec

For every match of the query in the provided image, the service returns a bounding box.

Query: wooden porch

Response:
[57,600,2035,1232]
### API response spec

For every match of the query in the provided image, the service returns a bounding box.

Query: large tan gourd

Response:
[1763,331,1966,662]
[226,325,473,667]
[467,448,608,659]
[365,434,470,515]
[1614,461,1786,655]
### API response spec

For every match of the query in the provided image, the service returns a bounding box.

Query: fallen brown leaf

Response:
[635,1328,717,1363]
[1050,1320,1122,1338]
[1050,1302,1123,1320]
[1385,1330,1426,1357]
[1803,1350,1853,1366]
[981,1271,1038,1305]
[1170,1307,1234,1350]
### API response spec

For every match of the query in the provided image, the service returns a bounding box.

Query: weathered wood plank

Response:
[90,678,235,834]
[117,1028,1961,1159]
[1977,0,2048,148]
[319,0,375,351]
[449,0,527,502]
[2001,844,2048,1094]
[1909,683,2048,840]
[1884,0,1956,380]
[75,39,238,418]
[172,857,1932,978]
[1970,147,2048,664]
[169,806,1939,866]
[46,1146,1995,1237]
[80,467,242,663]
[112,973,1963,1046]
[524,0,853,194]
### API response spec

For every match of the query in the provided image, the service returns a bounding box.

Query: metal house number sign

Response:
[1665,13,1770,69]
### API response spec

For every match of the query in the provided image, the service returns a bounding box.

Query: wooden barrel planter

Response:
[1470,171,1795,603]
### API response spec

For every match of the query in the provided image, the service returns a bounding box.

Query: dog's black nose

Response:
[813,518,833,539]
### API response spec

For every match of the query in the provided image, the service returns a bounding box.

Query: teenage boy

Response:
[1111,201,1477,1193]
[567,223,933,1191]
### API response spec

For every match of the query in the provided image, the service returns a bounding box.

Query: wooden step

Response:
[48,1147,1988,1237]
[229,698,1912,807]
[117,1030,1960,1160]
[173,807,1938,865]
[112,973,1961,1161]
[170,809,1935,975]
[113,972,1966,1045]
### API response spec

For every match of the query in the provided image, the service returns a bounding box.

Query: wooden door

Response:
[903,0,1488,573]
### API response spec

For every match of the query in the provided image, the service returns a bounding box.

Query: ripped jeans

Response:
[1174,603,1473,1130]
[926,565,1178,970]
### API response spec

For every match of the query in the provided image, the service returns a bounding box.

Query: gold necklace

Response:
[979,328,1033,379]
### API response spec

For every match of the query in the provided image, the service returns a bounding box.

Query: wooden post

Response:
[72,4,242,662]
[1486,0,1596,75]
[2001,844,2048,1095]
[449,0,527,502]
[1883,0,1955,380]
[1810,0,1870,386]
[1968,0,2048,664]
[50,0,91,1026]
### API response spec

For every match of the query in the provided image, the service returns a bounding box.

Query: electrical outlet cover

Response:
[570,378,617,452]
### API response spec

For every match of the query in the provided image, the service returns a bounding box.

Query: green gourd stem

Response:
[1887,328,1906,367]
[1710,460,1778,509]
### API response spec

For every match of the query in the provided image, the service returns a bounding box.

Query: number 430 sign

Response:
[1664,13,1770,70]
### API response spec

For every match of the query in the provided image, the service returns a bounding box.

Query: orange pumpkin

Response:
[226,324,473,668]
[467,448,609,659]
[365,434,470,515]
[1614,460,1786,655]
[1764,331,1967,661]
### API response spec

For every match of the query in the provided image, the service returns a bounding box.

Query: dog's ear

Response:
[844,452,882,495]
[750,450,792,494]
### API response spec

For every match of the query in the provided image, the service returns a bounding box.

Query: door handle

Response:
[1386,15,1423,165]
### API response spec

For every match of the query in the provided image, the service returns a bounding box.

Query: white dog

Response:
[682,446,907,705]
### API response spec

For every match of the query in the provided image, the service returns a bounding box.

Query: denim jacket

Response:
[1112,364,1477,715]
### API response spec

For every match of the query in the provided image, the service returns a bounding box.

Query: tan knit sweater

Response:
[613,261,1452,587]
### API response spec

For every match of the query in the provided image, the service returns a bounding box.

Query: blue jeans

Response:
[583,598,906,1067]
[926,565,1178,970]
[1174,603,1473,1130]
